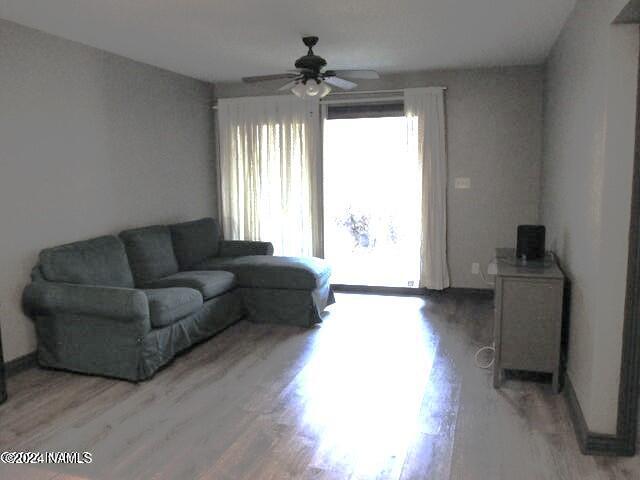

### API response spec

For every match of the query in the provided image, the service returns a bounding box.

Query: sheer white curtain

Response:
[405,87,450,290]
[217,95,320,256]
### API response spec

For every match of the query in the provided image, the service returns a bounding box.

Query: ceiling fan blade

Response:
[278,80,300,91]
[288,68,314,75]
[241,73,298,83]
[331,69,380,80]
[324,76,358,90]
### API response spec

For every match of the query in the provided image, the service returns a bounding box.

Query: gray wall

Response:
[217,66,544,289]
[541,0,639,434]
[0,19,218,362]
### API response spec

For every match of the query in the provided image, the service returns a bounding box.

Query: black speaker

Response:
[516,225,545,261]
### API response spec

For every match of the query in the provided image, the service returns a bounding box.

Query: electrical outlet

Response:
[455,177,471,189]
[471,262,480,274]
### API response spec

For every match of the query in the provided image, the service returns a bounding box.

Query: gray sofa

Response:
[23,217,333,381]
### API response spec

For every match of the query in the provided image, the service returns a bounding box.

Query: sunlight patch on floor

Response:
[297,295,438,475]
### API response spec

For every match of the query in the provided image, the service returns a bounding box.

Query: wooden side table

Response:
[493,248,565,393]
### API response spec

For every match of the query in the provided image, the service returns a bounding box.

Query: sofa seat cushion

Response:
[119,225,180,286]
[143,288,203,329]
[169,217,222,269]
[39,235,135,288]
[143,271,236,300]
[193,256,331,290]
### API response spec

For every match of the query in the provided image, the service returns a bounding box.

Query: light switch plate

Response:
[455,177,471,189]
[487,261,498,275]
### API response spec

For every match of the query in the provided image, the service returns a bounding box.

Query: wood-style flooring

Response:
[1,292,639,479]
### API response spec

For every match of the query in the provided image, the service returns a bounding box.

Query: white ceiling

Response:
[0,0,576,83]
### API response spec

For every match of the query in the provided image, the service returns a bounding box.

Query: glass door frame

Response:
[319,96,423,290]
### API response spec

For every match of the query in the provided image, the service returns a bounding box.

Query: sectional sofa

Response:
[23,217,333,381]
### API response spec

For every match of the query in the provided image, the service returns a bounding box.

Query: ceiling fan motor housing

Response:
[295,36,326,78]
[294,55,327,74]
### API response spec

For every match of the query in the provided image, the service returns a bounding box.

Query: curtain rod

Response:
[211,86,446,109]
[326,87,446,96]
[320,96,404,106]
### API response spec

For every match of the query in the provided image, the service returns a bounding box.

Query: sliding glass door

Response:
[322,104,421,287]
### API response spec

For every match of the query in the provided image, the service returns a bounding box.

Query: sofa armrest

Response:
[219,240,274,257]
[23,281,149,323]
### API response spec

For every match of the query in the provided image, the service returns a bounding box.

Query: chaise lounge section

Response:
[195,255,333,326]
[23,217,333,381]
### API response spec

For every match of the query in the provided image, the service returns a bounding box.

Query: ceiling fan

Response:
[241,36,380,99]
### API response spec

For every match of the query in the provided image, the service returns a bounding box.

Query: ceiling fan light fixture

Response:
[318,81,332,98]
[291,79,331,99]
[291,82,307,98]
[305,80,321,97]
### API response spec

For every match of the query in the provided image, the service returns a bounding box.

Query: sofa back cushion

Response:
[169,217,221,269]
[119,225,179,285]
[39,235,135,288]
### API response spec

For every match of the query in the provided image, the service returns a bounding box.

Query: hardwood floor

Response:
[1,292,639,479]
